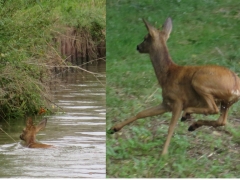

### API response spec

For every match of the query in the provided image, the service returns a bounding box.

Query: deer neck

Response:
[149,42,175,87]
[26,136,36,146]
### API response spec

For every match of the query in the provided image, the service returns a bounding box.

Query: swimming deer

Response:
[109,17,240,155]
[20,118,53,148]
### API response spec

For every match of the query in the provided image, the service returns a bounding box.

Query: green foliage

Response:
[51,0,106,42]
[55,0,105,29]
[107,0,240,178]
[0,0,105,119]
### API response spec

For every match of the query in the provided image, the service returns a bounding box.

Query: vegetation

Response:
[106,0,240,178]
[0,0,105,120]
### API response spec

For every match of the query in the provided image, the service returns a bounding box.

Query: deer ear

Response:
[36,118,47,132]
[162,17,172,40]
[143,19,158,38]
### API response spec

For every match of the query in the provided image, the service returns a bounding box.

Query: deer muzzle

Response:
[136,44,146,53]
[19,134,23,140]
[136,45,140,51]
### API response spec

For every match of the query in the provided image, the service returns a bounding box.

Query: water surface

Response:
[0,64,106,178]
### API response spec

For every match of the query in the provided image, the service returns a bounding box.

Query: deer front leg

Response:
[108,104,169,134]
[162,100,182,155]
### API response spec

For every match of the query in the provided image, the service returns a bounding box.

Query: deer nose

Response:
[136,45,140,51]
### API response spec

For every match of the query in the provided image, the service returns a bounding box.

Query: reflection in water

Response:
[0,64,106,178]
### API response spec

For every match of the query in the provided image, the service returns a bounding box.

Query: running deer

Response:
[20,118,53,148]
[109,17,240,155]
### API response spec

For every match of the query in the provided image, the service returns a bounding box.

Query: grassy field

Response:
[106,0,240,178]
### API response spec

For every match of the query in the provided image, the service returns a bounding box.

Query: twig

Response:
[215,47,224,58]
[93,74,105,87]
[79,57,106,67]
[24,62,101,75]
[0,128,17,143]
[197,148,219,161]
[145,87,159,103]
[42,94,65,113]
[24,61,106,87]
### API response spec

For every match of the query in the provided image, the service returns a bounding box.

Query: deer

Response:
[108,17,240,155]
[20,118,53,148]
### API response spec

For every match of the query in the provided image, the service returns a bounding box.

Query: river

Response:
[0,63,106,178]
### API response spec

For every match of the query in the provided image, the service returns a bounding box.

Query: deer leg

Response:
[181,112,191,121]
[162,100,183,155]
[182,94,219,117]
[108,104,169,134]
[188,102,229,131]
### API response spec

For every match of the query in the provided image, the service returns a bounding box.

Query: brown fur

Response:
[20,118,53,148]
[109,17,240,155]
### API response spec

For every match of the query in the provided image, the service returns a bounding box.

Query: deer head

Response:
[20,118,52,148]
[137,17,172,53]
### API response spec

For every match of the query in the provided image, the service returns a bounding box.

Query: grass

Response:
[106,0,240,178]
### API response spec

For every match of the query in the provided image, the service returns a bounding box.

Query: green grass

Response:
[106,0,240,178]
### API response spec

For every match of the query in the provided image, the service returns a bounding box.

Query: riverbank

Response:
[0,0,105,120]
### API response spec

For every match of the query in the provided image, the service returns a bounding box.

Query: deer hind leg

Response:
[181,112,191,121]
[188,102,229,131]
[108,104,169,134]
[182,92,219,119]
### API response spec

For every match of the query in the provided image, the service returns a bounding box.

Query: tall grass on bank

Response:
[107,0,240,178]
[0,0,105,120]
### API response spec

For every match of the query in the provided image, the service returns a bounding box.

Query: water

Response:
[0,63,106,178]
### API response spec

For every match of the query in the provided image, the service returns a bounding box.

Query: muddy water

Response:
[0,64,106,178]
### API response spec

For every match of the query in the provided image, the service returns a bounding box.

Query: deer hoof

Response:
[188,125,195,131]
[181,116,187,121]
[107,128,117,134]
[181,113,191,121]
